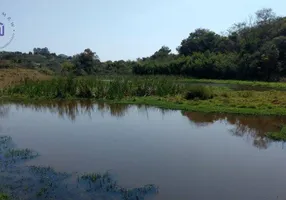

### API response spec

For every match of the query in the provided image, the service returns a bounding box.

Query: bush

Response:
[184,86,213,100]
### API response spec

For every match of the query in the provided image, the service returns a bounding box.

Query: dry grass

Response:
[0,68,51,89]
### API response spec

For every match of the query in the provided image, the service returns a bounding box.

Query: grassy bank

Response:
[180,78,286,90]
[2,76,286,116]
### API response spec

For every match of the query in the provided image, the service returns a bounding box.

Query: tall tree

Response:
[177,28,221,55]
[73,49,100,75]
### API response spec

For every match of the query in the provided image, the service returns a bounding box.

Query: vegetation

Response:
[3,76,186,99]
[134,8,286,81]
[3,76,286,116]
[0,194,9,200]
[1,7,286,116]
[0,135,158,200]
[0,68,51,89]
[178,78,286,90]
[184,86,214,100]
[1,8,286,82]
[267,126,286,141]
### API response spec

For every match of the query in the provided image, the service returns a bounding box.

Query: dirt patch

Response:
[0,68,51,88]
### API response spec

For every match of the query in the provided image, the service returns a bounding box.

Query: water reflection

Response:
[1,100,172,122]
[1,101,285,150]
[0,105,9,118]
[182,112,286,149]
[1,101,286,199]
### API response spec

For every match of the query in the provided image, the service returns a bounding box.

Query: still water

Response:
[1,101,286,200]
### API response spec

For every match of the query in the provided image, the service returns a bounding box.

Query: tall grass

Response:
[4,76,188,100]
[184,86,214,100]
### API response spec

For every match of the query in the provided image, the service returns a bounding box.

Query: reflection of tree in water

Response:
[0,104,9,118]
[0,105,10,133]
[97,102,130,117]
[182,112,286,149]
[11,101,132,121]
[4,101,175,122]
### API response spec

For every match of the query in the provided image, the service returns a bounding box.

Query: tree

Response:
[259,42,280,81]
[73,49,100,75]
[177,29,221,56]
[33,47,50,55]
[255,8,277,25]
[61,61,75,76]
[150,46,172,60]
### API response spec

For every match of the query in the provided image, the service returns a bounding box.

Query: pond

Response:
[1,101,286,200]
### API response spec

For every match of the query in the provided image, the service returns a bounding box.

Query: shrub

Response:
[184,86,213,100]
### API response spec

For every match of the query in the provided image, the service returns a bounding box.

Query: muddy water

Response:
[1,101,286,200]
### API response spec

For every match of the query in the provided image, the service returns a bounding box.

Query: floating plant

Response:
[0,135,159,200]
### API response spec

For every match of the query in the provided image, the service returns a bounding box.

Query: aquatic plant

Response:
[79,172,158,200]
[0,193,9,200]
[267,126,286,141]
[0,135,159,200]
[0,136,12,152]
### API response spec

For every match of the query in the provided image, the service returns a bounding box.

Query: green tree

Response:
[150,46,172,60]
[73,49,100,75]
[177,29,221,55]
[61,61,75,76]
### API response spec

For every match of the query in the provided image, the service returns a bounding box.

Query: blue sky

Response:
[1,0,286,61]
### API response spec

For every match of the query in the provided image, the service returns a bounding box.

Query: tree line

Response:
[0,8,286,81]
[133,8,286,81]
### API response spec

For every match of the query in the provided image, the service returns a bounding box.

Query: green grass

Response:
[0,193,9,200]
[2,76,187,99]
[3,76,286,116]
[267,126,286,141]
[180,78,286,90]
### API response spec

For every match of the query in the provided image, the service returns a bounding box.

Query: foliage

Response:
[133,8,286,81]
[0,8,286,81]
[72,48,100,75]
[33,47,50,55]
[4,76,187,100]
[0,194,9,200]
[5,76,286,116]
[184,86,213,100]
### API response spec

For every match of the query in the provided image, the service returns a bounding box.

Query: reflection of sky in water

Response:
[1,102,286,200]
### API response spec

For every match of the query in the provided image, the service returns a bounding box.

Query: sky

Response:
[1,0,286,61]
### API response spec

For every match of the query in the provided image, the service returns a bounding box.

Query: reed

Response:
[5,76,188,100]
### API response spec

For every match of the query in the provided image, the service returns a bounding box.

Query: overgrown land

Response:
[1,8,286,116]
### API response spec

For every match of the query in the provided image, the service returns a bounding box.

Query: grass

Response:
[180,77,286,90]
[0,193,9,200]
[0,68,51,89]
[267,126,286,141]
[3,76,286,116]
[185,85,214,100]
